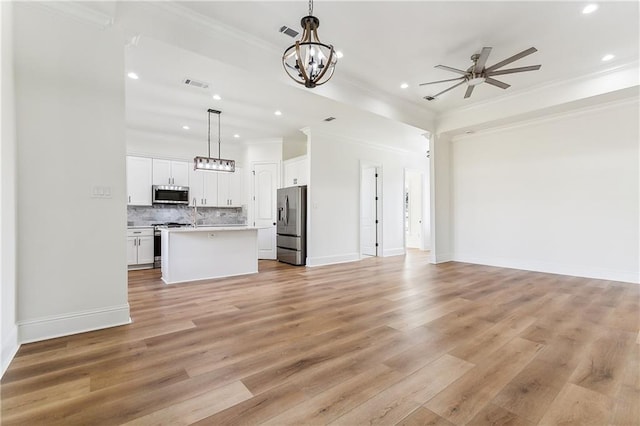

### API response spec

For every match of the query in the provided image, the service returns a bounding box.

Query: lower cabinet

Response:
[127,228,154,268]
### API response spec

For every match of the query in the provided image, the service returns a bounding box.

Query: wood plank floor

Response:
[1,251,638,425]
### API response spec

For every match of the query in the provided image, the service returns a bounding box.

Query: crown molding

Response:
[451,92,639,142]
[309,128,424,156]
[150,2,280,56]
[29,2,114,29]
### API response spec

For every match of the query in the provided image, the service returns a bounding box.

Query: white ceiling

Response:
[124,1,639,145]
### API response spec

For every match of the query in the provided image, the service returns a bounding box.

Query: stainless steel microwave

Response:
[152,185,189,205]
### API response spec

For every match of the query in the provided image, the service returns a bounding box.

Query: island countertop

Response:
[160,226,261,233]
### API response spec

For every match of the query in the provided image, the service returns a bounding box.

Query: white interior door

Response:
[253,163,278,259]
[360,165,379,257]
[405,170,423,249]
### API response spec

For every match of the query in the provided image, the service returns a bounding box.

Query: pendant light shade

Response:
[194,109,235,173]
[282,0,337,88]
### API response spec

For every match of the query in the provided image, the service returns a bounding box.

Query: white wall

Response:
[283,132,307,160]
[1,0,19,376]
[14,4,130,342]
[307,129,429,266]
[450,99,639,283]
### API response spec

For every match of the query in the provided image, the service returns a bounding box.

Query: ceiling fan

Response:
[420,47,541,100]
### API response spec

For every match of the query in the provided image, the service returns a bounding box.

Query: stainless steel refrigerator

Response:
[277,185,307,265]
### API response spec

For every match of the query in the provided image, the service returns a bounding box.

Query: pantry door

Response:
[253,162,279,259]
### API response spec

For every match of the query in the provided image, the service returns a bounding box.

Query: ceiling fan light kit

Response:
[282,0,338,88]
[420,47,541,100]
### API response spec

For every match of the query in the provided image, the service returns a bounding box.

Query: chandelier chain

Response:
[308,0,313,16]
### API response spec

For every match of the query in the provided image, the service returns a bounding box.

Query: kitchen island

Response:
[160,226,259,284]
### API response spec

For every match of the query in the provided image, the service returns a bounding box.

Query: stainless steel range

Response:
[152,222,190,268]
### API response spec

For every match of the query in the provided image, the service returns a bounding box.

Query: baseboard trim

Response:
[383,248,405,257]
[432,253,453,263]
[1,326,19,378]
[18,304,131,344]
[307,253,361,267]
[451,253,640,284]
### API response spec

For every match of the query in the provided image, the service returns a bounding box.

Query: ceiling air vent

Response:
[183,78,210,89]
[279,26,299,38]
[324,117,336,122]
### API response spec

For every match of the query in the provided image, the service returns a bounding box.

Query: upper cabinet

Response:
[218,167,243,207]
[152,159,189,186]
[283,156,308,187]
[188,168,218,207]
[128,156,244,208]
[189,167,243,207]
[126,156,152,206]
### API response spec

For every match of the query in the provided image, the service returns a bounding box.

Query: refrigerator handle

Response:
[284,195,289,225]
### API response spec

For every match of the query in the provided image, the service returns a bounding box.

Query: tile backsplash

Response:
[127,205,246,227]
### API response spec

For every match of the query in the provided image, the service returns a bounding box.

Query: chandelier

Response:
[193,109,235,172]
[282,0,337,88]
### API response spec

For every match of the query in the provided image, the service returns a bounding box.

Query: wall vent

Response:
[183,78,210,89]
[279,26,299,38]
[324,117,336,122]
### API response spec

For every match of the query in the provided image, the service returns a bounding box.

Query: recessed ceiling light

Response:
[601,53,615,62]
[335,50,344,59]
[400,83,409,89]
[582,4,598,14]
[233,134,240,138]
[182,125,190,130]
[274,110,282,116]
[127,72,139,80]
[212,94,222,100]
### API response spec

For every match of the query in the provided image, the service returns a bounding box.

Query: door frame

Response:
[359,161,382,257]
[403,168,425,250]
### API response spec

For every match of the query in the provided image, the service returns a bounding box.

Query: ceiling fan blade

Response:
[464,85,475,98]
[425,80,466,100]
[419,77,465,86]
[485,47,538,72]
[487,65,541,76]
[474,47,492,73]
[484,77,511,89]
[435,65,469,76]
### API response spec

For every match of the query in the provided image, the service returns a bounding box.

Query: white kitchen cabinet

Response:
[126,156,153,206]
[283,156,308,187]
[217,167,243,207]
[127,228,154,268]
[188,168,218,207]
[152,159,189,186]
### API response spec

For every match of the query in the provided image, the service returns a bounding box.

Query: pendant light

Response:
[282,0,337,88]
[193,109,235,172]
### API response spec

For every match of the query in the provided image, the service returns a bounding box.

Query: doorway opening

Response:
[404,168,430,252]
[360,163,382,257]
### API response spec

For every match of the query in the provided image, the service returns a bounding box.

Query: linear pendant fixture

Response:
[194,109,235,173]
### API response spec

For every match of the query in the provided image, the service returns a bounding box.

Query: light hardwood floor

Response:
[1,251,638,425]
